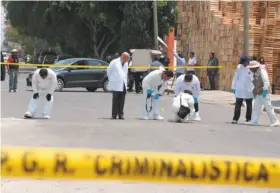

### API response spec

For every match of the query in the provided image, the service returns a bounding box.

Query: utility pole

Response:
[243,1,249,56]
[153,0,159,49]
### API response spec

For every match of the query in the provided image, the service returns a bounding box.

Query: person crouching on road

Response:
[172,90,195,123]
[174,72,201,121]
[141,67,173,120]
[231,56,254,124]
[24,68,57,119]
[246,61,280,127]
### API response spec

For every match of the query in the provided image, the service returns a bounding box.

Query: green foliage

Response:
[3,1,177,59]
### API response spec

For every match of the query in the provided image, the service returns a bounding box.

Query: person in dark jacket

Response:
[1,51,5,81]
[207,52,219,90]
[7,49,19,92]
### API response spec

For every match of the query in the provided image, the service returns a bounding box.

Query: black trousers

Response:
[112,85,126,118]
[233,98,253,122]
[194,103,199,112]
[127,71,142,93]
[207,71,217,90]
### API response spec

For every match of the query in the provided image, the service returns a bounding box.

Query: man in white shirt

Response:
[24,68,57,119]
[141,67,173,120]
[107,52,129,119]
[187,52,197,75]
[174,72,201,121]
[231,56,254,124]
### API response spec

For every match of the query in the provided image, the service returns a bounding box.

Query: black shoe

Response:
[111,116,117,120]
[118,115,124,120]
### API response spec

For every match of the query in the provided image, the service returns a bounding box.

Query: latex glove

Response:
[232,89,235,94]
[254,95,256,99]
[153,93,160,100]
[262,90,267,98]
[147,89,152,98]
[46,94,52,101]
[193,97,198,103]
[33,93,39,99]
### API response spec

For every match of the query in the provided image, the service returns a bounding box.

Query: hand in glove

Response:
[232,89,235,94]
[153,94,160,100]
[262,90,267,98]
[33,93,39,99]
[147,89,152,98]
[254,95,256,99]
[46,94,52,101]
[193,97,198,103]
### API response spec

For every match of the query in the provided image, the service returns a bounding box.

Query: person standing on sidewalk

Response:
[107,52,129,120]
[207,52,219,90]
[246,61,280,127]
[186,52,197,75]
[173,51,185,78]
[231,56,254,124]
[7,49,19,92]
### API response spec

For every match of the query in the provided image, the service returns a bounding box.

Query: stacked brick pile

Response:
[177,1,280,91]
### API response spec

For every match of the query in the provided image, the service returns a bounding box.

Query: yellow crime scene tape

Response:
[1,146,280,188]
[0,62,236,69]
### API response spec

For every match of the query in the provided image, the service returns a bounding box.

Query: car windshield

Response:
[50,58,78,70]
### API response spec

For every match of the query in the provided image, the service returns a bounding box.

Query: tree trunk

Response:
[100,35,120,59]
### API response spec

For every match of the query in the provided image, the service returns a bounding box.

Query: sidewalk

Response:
[166,80,280,113]
[199,90,280,113]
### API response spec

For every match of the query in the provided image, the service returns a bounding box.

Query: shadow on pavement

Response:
[224,121,268,127]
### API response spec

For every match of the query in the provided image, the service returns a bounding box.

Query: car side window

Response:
[73,60,88,70]
[87,60,104,69]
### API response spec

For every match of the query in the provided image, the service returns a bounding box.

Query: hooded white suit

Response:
[141,67,168,120]
[25,68,57,118]
[172,92,195,122]
[174,74,201,121]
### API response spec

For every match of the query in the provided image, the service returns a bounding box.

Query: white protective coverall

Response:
[141,67,168,120]
[174,74,201,120]
[231,64,254,99]
[247,67,280,126]
[25,68,57,118]
[172,92,195,122]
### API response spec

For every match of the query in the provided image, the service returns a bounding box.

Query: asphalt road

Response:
[1,74,280,193]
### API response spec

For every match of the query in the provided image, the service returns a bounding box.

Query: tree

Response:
[3,1,177,59]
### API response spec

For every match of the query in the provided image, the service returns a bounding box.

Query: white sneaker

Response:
[270,121,280,127]
[189,112,201,121]
[245,121,259,126]
[153,116,164,120]
[194,113,201,121]
[43,115,50,119]
[141,116,149,120]
[24,112,33,119]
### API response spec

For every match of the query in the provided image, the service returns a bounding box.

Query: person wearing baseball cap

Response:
[7,49,19,92]
[246,61,280,127]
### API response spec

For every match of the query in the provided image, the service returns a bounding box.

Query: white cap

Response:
[12,49,18,52]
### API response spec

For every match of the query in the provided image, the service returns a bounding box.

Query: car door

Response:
[64,60,89,87]
[85,60,108,87]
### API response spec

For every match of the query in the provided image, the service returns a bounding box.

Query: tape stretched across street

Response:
[1,146,280,188]
[0,62,235,69]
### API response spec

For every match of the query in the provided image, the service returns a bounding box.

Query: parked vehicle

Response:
[26,58,110,92]
[37,51,57,68]
[54,55,75,63]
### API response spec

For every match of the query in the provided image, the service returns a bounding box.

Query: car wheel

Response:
[56,78,64,92]
[103,79,110,92]
[86,87,98,92]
